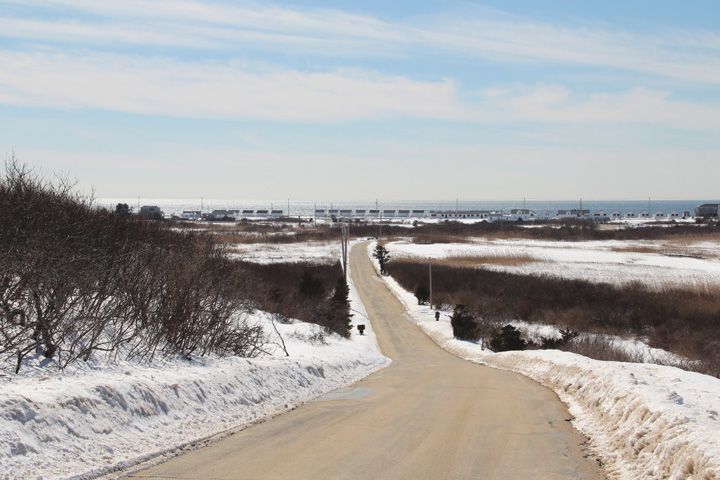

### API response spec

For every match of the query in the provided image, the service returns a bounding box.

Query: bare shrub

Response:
[562,334,642,363]
[0,158,265,373]
[386,258,720,377]
[235,260,352,338]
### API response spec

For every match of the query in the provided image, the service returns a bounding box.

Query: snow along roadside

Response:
[369,242,720,480]
[0,247,390,480]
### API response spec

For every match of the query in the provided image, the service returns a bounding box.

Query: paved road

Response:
[129,242,603,479]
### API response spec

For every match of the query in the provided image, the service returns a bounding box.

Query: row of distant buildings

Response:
[139,203,718,222]
[177,209,286,220]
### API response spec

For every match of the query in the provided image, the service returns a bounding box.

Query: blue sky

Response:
[1,0,718,201]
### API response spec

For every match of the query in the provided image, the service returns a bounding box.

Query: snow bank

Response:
[374,242,720,479]
[0,248,388,480]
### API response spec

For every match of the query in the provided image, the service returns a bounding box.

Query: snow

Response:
[387,238,720,291]
[231,240,341,264]
[3,237,720,479]
[374,242,720,479]
[0,242,389,480]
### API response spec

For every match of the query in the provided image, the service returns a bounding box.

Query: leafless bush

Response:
[235,260,352,338]
[0,158,265,373]
[387,258,720,377]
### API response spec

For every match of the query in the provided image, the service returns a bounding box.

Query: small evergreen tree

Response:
[299,271,324,296]
[450,304,478,340]
[490,325,527,352]
[114,202,131,217]
[373,244,390,274]
[414,283,430,305]
[332,277,349,303]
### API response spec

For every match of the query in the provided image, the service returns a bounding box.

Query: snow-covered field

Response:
[372,243,720,479]
[0,245,389,480]
[387,238,720,291]
[3,236,720,480]
[230,240,340,264]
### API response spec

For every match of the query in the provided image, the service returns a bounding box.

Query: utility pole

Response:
[340,222,349,281]
[429,257,433,309]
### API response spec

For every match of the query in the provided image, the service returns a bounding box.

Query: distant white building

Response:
[271,210,283,218]
[383,210,396,218]
[209,209,239,220]
[639,210,651,218]
[535,210,554,220]
[509,209,535,221]
[625,210,636,218]
[355,209,366,217]
[256,209,269,218]
[411,209,425,218]
[397,209,410,218]
[668,210,680,219]
[181,210,201,220]
[367,209,380,218]
[610,211,622,219]
[241,209,255,218]
[654,211,666,219]
[314,209,327,218]
[557,209,589,219]
[433,210,489,219]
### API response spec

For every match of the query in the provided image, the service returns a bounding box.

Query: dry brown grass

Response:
[610,239,720,260]
[399,254,541,268]
[609,245,662,254]
[438,254,541,268]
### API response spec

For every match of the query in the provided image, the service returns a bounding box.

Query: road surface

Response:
[129,242,603,479]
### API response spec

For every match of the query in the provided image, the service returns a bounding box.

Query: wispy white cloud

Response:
[483,85,720,133]
[1,48,718,130]
[3,0,720,84]
[0,51,466,122]
[1,1,720,130]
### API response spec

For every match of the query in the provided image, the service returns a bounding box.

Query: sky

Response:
[0,0,719,201]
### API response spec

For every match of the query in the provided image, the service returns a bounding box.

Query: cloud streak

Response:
[3,0,720,84]
[0,51,466,122]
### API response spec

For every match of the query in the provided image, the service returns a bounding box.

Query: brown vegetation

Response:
[434,254,540,268]
[386,259,720,377]
[237,261,352,338]
[0,160,266,373]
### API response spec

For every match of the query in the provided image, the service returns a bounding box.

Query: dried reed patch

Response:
[610,240,719,259]
[610,245,662,254]
[438,254,541,268]
[400,254,541,268]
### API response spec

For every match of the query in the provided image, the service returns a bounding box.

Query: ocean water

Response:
[98,198,716,218]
